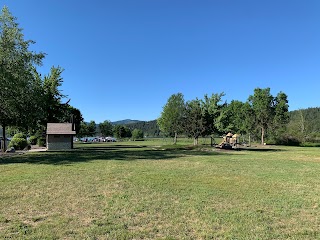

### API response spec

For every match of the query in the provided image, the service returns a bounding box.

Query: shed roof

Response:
[47,123,76,135]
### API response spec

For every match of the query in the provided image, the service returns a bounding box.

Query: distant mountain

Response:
[125,120,160,137]
[112,119,141,125]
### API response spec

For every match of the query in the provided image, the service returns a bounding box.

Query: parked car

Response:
[105,137,117,142]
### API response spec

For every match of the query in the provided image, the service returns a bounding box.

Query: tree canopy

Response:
[0,7,83,150]
[157,93,185,144]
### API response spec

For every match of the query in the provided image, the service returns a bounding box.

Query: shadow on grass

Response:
[237,147,285,152]
[0,145,228,165]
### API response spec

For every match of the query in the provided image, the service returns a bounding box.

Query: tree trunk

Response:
[261,127,265,145]
[2,124,6,152]
[173,132,177,144]
[248,133,251,147]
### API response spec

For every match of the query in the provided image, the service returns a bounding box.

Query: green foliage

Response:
[87,121,96,137]
[132,129,144,140]
[288,108,320,143]
[8,133,28,150]
[13,132,27,139]
[29,135,38,145]
[248,88,289,145]
[99,120,113,137]
[158,93,186,143]
[113,125,132,139]
[184,99,206,145]
[59,106,83,134]
[126,120,160,137]
[0,6,45,149]
[37,137,46,147]
[201,93,225,135]
[217,100,253,135]
[77,122,89,138]
[77,121,96,137]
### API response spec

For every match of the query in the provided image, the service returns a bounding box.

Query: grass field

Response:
[0,141,320,239]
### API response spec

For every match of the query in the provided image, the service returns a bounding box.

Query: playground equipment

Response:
[218,132,241,149]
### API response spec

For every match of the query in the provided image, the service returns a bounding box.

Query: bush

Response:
[300,142,320,147]
[8,137,28,150]
[268,135,301,146]
[13,132,27,139]
[37,137,46,147]
[29,136,38,145]
[132,129,144,141]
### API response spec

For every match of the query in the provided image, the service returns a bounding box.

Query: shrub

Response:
[29,136,38,145]
[268,135,301,146]
[300,142,320,147]
[37,137,46,147]
[13,132,27,139]
[132,129,144,141]
[8,137,28,150]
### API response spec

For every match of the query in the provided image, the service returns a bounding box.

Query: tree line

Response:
[77,120,144,140]
[158,88,290,145]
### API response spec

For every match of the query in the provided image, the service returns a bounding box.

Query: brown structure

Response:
[46,123,76,150]
[218,132,241,149]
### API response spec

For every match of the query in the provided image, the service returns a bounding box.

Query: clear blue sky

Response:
[2,0,320,123]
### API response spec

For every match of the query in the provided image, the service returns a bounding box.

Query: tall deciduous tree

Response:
[184,99,206,145]
[113,125,131,139]
[41,66,66,124]
[201,93,225,136]
[248,88,289,145]
[87,121,96,137]
[0,6,45,150]
[99,120,113,137]
[248,88,274,145]
[273,92,289,131]
[158,93,185,144]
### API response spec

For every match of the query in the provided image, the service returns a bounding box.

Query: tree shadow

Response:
[237,147,285,152]
[0,145,227,165]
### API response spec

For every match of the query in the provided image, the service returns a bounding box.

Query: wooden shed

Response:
[46,123,76,150]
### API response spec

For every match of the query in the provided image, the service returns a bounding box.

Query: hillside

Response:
[288,107,320,139]
[125,120,160,137]
[112,119,141,125]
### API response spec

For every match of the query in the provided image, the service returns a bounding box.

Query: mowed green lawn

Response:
[0,142,320,239]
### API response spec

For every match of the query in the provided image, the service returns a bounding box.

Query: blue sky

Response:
[2,0,320,123]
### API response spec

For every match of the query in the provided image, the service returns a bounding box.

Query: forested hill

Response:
[112,119,141,125]
[288,107,320,135]
[125,120,160,137]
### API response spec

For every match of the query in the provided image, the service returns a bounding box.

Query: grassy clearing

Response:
[0,142,320,239]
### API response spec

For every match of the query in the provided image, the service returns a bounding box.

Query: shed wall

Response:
[47,135,73,150]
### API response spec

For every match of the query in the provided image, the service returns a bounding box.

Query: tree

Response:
[184,99,206,145]
[272,92,289,139]
[40,66,67,125]
[248,88,289,145]
[201,93,225,136]
[59,106,83,134]
[132,129,144,140]
[99,120,113,137]
[248,88,274,145]
[77,122,89,138]
[157,93,185,144]
[0,6,45,150]
[113,125,131,139]
[87,121,96,137]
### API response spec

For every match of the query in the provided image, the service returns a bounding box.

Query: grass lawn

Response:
[0,142,320,239]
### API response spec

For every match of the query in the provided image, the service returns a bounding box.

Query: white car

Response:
[105,137,117,142]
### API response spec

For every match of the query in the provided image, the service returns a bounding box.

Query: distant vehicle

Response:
[105,137,116,142]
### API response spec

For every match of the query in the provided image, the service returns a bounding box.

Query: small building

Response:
[46,123,76,150]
